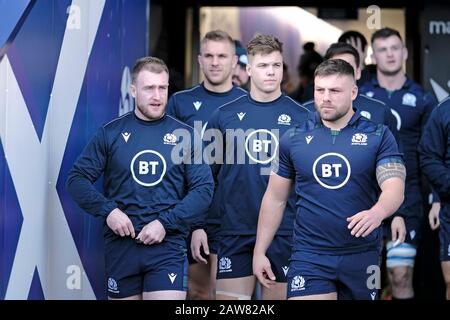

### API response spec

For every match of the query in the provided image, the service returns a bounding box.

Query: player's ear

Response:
[232,54,238,69]
[130,83,136,98]
[402,46,408,61]
[351,83,358,101]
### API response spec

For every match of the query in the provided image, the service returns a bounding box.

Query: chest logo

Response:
[245,129,279,164]
[237,112,246,121]
[130,150,167,187]
[402,93,417,107]
[351,133,368,146]
[121,132,131,142]
[193,101,202,110]
[360,111,372,120]
[312,153,351,189]
[163,133,177,145]
[278,114,291,125]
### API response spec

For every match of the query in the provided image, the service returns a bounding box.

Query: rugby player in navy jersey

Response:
[303,43,406,247]
[419,97,450,300]
[66,57,214,300]
[359,27,438,300]
[166,30,246,300]
[253,59,405,300]
[204,34,309,300]
[303,43,398,142]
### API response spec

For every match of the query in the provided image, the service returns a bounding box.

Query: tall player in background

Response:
[204,34,309,300]
[166,30,246,299]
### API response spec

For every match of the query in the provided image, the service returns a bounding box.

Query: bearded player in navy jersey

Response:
[66,57,214,300]
[303,43,405,245]
[359,27,438,300]
[253,59,405,300]
[203,34,309,300]
[303,43,398,142]
[166,30,246,300]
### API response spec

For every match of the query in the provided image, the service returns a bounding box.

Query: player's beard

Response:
[135,99,165,121]
[320,105,351,122]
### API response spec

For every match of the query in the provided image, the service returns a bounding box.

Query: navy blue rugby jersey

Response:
[419,97,450,209]
[166,83,247,128]
[360,77,437,201]
[66,112,214,246]
[276,111,403,255]
[205,94,309,235]
[167,83,246,233]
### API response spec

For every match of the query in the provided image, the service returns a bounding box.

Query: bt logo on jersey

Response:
[131,150,167,186]
[139,161,159,175]
[252,139,271,153]
[245,129,279,165]
[313,153,351,189]
[321,163,342,178]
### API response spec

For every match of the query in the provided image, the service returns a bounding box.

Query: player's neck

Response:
[377,70,406,91]
[250,88,282,102]
[322,107,355,130]
[203,80,233,93]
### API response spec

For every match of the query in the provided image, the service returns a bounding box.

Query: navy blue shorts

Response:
[105,237,188,298]
[439,213,450,261]
[287,250,381,300]
[216,235,292,282]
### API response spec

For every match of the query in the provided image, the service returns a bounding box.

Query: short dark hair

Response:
[247,34,283,56]
[324,42,360,68]
[201,30,234,52]
[338,30,368,51]
[131,56,168,83]
[314,59,355,80]
[371,27,402,44]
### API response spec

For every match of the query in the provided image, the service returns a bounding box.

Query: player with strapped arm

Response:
[303,42,405,246]
[253,59,405,300]
[205,34,309,300]
[166,30,246,300]
[66,57,214,300]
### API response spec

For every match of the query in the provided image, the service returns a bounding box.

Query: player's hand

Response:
[428,202,441,230]
[191,229,209,264]
[252,253,276,289]
[346,209,383,238]
[106,208,135,238]
[136,219,166,245]
[391,216,406,243]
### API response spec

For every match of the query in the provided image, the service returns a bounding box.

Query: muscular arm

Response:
[374,161,406,219]
[253,173,293,287]
[254,173,293,255]
[347,161,405,237]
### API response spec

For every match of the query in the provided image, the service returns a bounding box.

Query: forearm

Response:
[158,165,214,233]
[422,161,450,199]
[254,193,286,255]
[66,174,117,217]
[372,179,405,220]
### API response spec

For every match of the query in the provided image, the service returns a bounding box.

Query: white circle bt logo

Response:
[130,150,166,187]
[312,152,351,189]
[245,129,279,164]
